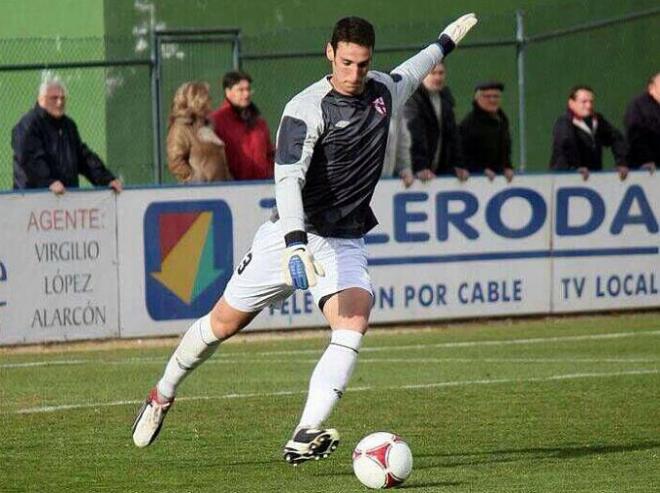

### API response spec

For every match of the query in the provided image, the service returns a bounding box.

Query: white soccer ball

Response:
[352,432,413,489]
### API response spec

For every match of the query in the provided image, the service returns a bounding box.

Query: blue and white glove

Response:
[282,231,325,290]
[438,13,478,56]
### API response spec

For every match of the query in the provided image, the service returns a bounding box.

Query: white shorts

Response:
[223,220,373,313]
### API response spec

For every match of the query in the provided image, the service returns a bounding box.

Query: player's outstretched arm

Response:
[390,13,478,108]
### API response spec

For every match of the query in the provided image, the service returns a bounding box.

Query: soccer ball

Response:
[352,432,413,489]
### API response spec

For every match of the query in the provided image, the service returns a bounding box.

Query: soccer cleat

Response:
[131,387,174,448]
[283,428,340,465]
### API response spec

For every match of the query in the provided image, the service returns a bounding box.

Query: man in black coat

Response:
[12,78,123,194]
[459,81,514,182]
[624,72,660,174]
[549,85,627,181]
[399,62,467,182]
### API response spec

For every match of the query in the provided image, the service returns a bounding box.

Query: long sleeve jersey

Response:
[273,43,445,238]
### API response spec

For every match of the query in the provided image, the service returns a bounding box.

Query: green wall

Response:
[0,0,103,38]
[1,0,658,188]
[104,0,660,174]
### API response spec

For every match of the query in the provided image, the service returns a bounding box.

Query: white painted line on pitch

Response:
[252,329,660,356]
[4,329,660,368]
[210,357,660,364]
[2,355,658,370]
[355,357,660,364]
[0,356,165,369]
[11,368,659,415]
[393,369,659,391]
[0,359,91,369]
[3,329,659,370]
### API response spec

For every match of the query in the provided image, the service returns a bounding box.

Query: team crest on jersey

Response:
[372,96,387,116]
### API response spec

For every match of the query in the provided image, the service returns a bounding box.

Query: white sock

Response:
[297,329,363,429]
[157,314,220,400]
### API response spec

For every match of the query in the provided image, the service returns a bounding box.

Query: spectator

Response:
[12,76,122,194]
[166,81,231,183]
[459,81,514,182]
[382,112,414,187]
[210,71,275,180]
[399,62,467,182]
[624,72,660,175]
[550,85,627,181]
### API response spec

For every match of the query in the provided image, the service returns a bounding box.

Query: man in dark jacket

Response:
[549,85,627,181]
[399,62,466,182]
[624,73,660,174]
[12,78,122,194]
[459,81,514,182]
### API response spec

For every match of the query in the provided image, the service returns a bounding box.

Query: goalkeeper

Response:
[133,13,478,464]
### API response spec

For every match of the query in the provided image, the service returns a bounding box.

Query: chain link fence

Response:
[0,37,153,189]
[242,2,659,173]
[154,29,239,184]
[1,2,658,189]
[0,31,239,189]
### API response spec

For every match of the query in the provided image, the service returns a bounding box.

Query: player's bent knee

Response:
[322,288,373,333]
[209,297,258,339]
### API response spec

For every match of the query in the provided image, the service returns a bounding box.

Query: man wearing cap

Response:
[459,81,514,182]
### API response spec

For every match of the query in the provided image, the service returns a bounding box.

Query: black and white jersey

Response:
[274,43,444,239]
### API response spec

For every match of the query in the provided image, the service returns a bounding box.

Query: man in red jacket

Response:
[210,71,275,180]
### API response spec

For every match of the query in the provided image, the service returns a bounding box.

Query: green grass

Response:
[1,312,659,492]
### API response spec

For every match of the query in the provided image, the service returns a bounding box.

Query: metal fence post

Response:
[150,29,163,184]
[516,10,527,172]
[233,32,242,70]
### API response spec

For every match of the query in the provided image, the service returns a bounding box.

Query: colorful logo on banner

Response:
[144,201,233,320]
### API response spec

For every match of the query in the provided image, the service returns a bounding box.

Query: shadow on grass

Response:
[310,470,464,489]
[414,441,660,470]
[311,467,464,485]
[399,480,464,489]
[224,459,284,466]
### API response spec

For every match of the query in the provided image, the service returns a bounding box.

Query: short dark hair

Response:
[330,17,375,51]
[648,72,660,85]
[569,85,594,100]
[222,71,252,90]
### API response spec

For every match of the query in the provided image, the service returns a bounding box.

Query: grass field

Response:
[1,312,659,492]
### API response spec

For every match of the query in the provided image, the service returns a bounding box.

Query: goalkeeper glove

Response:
[282,231,325,290]
[438,13,478,56]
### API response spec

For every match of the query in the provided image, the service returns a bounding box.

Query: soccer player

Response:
[132,13,478,464]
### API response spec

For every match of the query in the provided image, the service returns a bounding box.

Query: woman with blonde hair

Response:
[166,81,232,183]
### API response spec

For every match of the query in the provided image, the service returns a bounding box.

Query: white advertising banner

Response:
[2,172,656,345]
[367,176,553,321]
[0,191,119,344]
[115,184,323,338]
[551,173,659,312]
[116,176,554,338]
